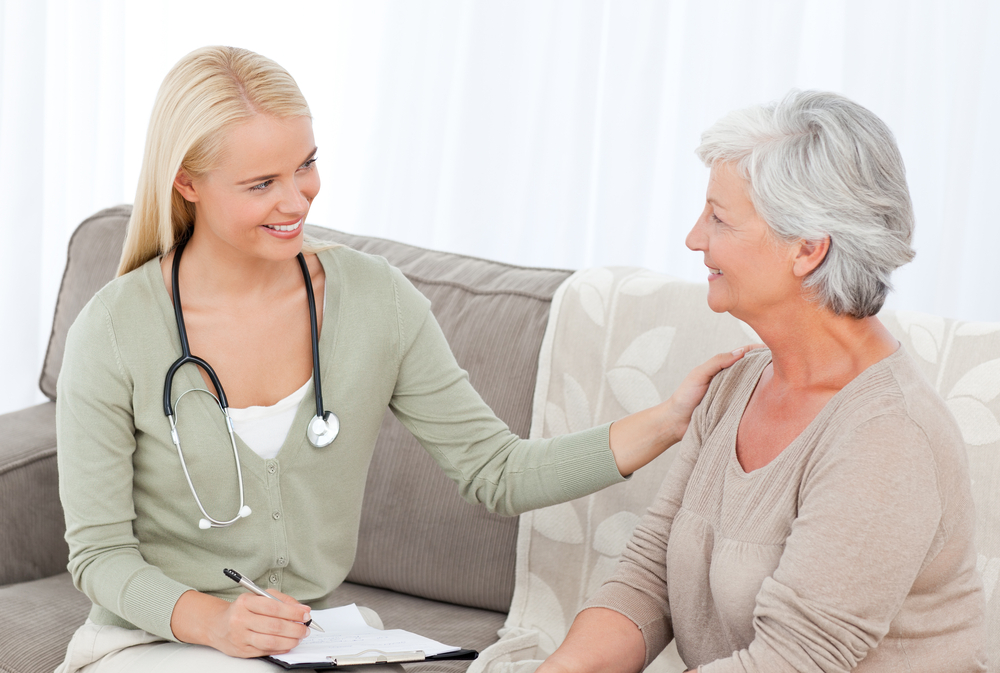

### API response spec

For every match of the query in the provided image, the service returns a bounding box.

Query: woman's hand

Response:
[171,589,311,658]
[609,345,761,476]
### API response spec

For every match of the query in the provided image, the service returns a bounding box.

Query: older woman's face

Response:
[685,162,800,321]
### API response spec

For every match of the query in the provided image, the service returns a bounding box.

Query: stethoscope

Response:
[163,239,340,529]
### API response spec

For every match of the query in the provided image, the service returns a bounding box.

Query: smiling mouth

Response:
[709,268,722,275]
[263,220,301,232]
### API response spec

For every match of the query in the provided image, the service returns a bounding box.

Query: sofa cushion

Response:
[305,227,572,612]
[0,402,66,586]
[0,573,91,673]
[39,205,131,400]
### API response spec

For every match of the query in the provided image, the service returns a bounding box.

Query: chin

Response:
[705,292,731,315]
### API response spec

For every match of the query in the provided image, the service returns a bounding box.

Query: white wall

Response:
[2,0,999,415]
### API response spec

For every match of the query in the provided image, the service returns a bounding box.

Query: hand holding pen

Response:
[224,568,324,632]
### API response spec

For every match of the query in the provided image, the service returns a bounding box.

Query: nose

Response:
[279,175,317,216]
[686,204,710,252]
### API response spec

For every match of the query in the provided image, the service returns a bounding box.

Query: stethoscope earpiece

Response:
[307,411,340,447]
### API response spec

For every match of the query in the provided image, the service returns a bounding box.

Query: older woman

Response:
[538,91,986,672]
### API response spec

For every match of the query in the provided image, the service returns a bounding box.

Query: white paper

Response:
[270,604,460,665]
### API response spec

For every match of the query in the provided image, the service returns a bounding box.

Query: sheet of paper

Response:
[270,604,460,665]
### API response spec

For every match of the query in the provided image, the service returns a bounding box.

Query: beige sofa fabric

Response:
[322,229,572,612]
[475,267,1000,672]
[39,204,132,400]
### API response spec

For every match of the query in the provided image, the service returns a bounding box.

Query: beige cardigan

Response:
[588,348,985,672]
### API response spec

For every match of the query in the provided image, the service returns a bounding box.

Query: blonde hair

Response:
[118,46,335,276]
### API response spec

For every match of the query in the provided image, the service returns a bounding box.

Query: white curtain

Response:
[2,0,999,416]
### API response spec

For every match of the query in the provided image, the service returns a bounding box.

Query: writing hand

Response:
[171,589,311,658]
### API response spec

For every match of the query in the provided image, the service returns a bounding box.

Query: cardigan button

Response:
[272,511,281,520]
[269,573,278,584]
[267,462,277,474]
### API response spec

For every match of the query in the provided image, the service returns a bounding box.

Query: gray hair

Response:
[696,90,915,318]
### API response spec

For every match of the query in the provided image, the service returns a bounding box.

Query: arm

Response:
[541,403,711,671]
[539,608,646,673]
[386,265,754,514]
[58,297,311,655]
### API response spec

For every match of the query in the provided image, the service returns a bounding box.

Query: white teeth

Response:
[710,268,722,274]
[264,220,301,232]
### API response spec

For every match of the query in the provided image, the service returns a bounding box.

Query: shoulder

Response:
[699,347,771,424]
[68,257,163,345]
[317,246,431,315]
[806,347,970,506]
[826,347,963,457]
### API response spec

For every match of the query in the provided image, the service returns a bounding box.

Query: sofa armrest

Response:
[0,401,68,586]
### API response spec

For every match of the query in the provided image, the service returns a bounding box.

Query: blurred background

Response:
[2,0,999,415]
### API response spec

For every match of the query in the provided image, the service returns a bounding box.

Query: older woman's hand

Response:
[608,345,761,476]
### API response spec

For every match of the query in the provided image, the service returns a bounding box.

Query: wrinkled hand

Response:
[172,588,311,658]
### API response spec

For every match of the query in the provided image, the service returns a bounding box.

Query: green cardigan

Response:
[56,246,622,641]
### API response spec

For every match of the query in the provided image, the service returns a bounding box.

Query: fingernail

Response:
[731,347,745,356]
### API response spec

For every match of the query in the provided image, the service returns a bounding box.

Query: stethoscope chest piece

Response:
[308,411,340,447]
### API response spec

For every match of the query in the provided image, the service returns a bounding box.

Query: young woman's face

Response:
[177,114,320,262]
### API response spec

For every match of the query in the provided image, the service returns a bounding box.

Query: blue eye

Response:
[249,179,273,192]
[300,157,318,170]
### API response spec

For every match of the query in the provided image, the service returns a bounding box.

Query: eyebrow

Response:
[237,147,318,185]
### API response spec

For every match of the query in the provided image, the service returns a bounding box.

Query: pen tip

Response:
[223,568,241,582]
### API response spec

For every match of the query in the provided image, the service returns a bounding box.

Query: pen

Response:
[223,568,324,632]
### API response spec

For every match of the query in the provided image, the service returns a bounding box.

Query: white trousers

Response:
[54,607,401,673]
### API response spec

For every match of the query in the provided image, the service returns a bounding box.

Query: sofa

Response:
[1,205,997,672]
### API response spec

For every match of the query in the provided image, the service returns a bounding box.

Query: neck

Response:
[739,296,899,391]
[178,228,304,301]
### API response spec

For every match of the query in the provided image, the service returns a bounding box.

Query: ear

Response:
[792,236,830,278]
[173,170,200,203]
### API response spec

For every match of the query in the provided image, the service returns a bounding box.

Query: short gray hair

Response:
[696,90,915,318]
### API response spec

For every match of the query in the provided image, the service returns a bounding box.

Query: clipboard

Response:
[264,647,478,669]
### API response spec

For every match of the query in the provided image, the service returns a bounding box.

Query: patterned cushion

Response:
[474,268,1000,672]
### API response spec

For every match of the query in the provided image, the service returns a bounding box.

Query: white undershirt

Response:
[224,284,324,460]
[227,377,312,459]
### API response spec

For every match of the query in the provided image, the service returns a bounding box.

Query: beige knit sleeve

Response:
[584,371,721,667]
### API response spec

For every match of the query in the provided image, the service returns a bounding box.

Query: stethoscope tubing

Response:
[162,238,337,529]
[297,252,326,421]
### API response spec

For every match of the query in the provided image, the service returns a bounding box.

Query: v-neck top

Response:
[56,245,624,641]
[227,377,312,459]
[588,348,986,672]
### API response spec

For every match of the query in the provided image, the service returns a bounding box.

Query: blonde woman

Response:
[55,46,750,672]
